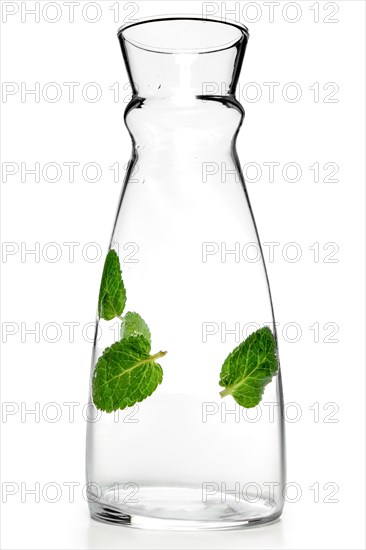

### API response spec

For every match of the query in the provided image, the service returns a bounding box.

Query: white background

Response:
[1,0,365,548]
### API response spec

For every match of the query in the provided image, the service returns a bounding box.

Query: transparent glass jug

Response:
[86,15,285,530]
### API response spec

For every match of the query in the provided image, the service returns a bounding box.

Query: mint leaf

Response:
[98,250,126,321]
[219,326,278,408]
[121,312,151,343]
[92,335,166,412]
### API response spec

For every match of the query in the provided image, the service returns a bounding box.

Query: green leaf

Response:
[121,312,151,343]
[219,326,278,408]
[98,250,126,321]
[92,335,166,412]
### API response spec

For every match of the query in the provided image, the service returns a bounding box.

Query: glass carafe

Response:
[86,15,285,530]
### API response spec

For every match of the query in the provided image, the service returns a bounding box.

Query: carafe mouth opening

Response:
[117,15,249,55]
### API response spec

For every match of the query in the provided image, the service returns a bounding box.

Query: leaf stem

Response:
[149,350,168,361]
[118,315,124,321]
[219,387,231,398]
